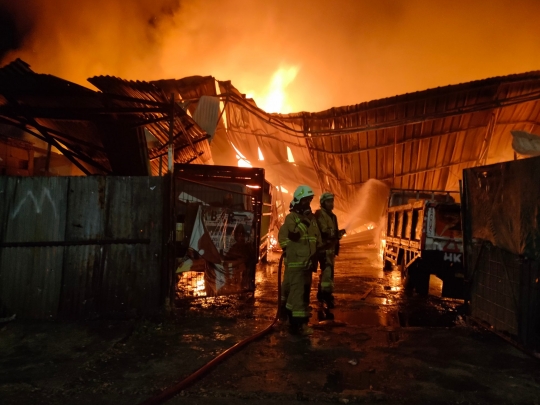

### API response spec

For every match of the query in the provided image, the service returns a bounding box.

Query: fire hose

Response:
[139,253,284,405]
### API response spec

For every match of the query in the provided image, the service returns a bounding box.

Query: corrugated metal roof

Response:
[88,75,213,174]
[0,59,212,176]
[204,71,540,216]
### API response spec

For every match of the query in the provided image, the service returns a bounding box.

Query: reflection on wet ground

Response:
[178,243,463,330]
[2,242,539,405]
[171,244,540,404]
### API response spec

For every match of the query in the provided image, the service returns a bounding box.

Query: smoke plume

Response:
[1,0,540,112]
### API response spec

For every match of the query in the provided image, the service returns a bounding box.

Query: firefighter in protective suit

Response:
[278,199,296,323]
[315,192,346,308]
[278,185,322,336]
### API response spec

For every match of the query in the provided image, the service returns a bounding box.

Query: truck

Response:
[173,164,274,298]
[382,188,464,298]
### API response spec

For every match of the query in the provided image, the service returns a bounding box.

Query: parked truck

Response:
[173,164,274,297]
[382,188,464,298]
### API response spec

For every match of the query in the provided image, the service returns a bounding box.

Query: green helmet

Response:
[293,185,315,204]
[320,191,334,205]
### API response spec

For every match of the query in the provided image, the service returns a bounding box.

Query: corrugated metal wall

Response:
[468,243,540,353]
[0,176,166,319]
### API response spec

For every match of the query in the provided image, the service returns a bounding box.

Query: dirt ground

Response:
[1,245,540,405]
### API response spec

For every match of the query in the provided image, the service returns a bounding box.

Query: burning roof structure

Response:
[0,59,211,176]
[165,70,540,218]
[2,58,540,221]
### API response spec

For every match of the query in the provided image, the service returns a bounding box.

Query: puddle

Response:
[398,309,458,327]
[312,307,399,327]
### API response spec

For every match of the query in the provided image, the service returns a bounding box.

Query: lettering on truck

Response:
[443,252,462,263]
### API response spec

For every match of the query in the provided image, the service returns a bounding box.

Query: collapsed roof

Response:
[0,59,211,176]
[161,71,540,219]
[1,58,540,221]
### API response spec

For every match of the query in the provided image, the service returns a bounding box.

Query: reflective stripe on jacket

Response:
[278,211,322,269]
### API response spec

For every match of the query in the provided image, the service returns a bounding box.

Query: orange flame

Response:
[247,66,299,114]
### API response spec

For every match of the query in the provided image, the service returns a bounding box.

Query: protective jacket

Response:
[315,207,340,256]
[278,210,322,269]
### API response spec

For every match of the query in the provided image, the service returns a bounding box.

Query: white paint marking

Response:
[11,188,59,219]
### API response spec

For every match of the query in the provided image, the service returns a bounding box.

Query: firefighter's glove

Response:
[338,229,347,238]
[288,231,301,242]
[308,258,318,273]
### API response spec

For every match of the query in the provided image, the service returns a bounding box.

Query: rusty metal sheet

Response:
[0,246,64,319]
[58,176,165,318]
[0,176,165,320]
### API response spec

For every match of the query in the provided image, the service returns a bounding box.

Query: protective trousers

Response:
[281,258,290,304]
[285,265,312,323]
[319,250,335,294]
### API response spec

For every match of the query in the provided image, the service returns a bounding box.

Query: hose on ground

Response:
[139,252,284,405]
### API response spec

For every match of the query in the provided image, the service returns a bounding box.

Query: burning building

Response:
[2,57,540,319]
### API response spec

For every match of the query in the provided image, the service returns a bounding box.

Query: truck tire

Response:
[401,261,415,292]
[442,277,464,299]
[414,267,430,296]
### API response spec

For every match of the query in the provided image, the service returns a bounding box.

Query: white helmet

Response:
[293,185,315,204]
[320,191,334,205]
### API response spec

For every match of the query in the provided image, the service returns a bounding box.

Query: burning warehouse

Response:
[1,58,540,403]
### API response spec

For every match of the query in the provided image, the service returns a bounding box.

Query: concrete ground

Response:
[1,244,540,404]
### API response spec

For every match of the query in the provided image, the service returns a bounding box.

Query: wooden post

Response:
[168,94,175,174]
[45,143,51,175]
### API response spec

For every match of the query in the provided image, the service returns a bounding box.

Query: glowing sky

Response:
[1,0,540,112]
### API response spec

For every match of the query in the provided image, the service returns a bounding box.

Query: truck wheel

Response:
[442,277,464,299]
[415,268,430,296]
[401,263,415,292]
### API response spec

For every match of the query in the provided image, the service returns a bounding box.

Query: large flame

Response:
[2,1,540,113]
[248,66,299,114]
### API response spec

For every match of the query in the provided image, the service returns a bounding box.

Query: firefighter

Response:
[315,192,346,309]
[278,200,296,322]
[278,185,322,336]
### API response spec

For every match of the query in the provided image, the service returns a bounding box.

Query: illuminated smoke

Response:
[2,0,540,112]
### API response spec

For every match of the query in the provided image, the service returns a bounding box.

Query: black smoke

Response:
[0,2,32,61]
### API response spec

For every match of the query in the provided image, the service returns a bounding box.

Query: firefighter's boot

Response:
[278,303,287,322]
[316,290,324,303]
[278,304,291,322]
[300,323,314,336]
[319,291,335,309]
[326,293,336,309]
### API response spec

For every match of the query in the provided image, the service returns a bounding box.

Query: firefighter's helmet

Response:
[293,185,314,204]
[320,192,334,205]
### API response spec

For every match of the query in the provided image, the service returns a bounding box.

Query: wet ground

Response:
[1,244,540,404]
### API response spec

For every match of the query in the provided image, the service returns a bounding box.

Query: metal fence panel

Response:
[0,247,64,318]
[59,244,103,318]
[468,243,540,352]
[0,176,68,243]
[64,177,106,240]
[0,176,165,319]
